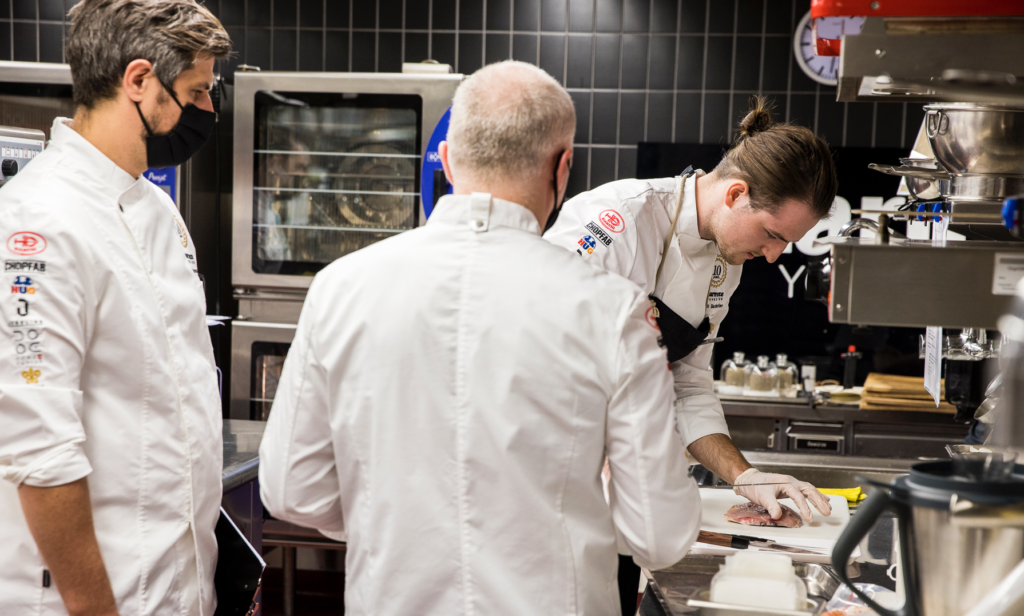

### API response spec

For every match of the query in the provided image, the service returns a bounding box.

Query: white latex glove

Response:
[733,468,833,523]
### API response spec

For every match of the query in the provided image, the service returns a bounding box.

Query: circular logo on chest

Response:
[710,254,728,288]
[598,209,625,233]
[175,218,188,248]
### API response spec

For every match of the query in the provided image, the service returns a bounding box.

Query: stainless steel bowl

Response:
[925,103,1024,175]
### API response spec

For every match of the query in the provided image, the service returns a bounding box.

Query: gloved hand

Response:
[733,468,833,523]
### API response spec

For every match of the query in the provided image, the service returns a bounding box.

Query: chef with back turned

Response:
[259,60,701,616]
[545,97,839,609]
[0,1,231,614]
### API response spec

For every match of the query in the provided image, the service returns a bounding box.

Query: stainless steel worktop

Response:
[640,453,914,615]
[222,419,266,493]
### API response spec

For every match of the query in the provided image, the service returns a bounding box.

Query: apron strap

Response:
[650,170,695,316]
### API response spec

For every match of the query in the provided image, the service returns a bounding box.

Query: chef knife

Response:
[697,483,794,488]
[696,530,825,555]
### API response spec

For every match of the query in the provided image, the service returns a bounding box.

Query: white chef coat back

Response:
[259,193,701,616]
[0,118,223,615]
[544,173,743,448]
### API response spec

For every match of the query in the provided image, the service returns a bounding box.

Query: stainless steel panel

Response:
[229,320,297,420]
[235,293,304,323]
[837,17,1024,103]
[232,72,462,291]
[827,237,1024,329]
[0,60,72,84]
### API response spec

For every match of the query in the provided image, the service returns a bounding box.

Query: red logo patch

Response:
[645,306,659,331]
[599,209,625,233]
[7,232,46,256]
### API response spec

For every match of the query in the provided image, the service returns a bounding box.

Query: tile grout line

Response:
[642,0,653,145]
[670,0,680,143]
[613,1,624,180]
[454,0,460,72]
[784,0,794,123]
[348,0,353,71]
[726,0,738,143]
[427,0,432,59]
[758,0,766,95]
[587,0,596,190]
[561,0,569,88]
[508,0,513,58]
[698,0,710,144]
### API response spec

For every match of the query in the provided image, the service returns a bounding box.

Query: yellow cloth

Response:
[818,487,866,503]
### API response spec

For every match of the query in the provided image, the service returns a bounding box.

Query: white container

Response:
[709,552,808,610]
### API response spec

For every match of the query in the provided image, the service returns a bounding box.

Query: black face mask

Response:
[134,81,216,168]
[543,149,571,233]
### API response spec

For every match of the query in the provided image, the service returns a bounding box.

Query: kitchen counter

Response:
[721,398,969,457]
[222,418,266,493]
[221,419,266,578]
[639,452,912,615]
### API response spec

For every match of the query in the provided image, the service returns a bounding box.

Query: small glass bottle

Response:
[744,355,780,397]
[719,352,750,395]
[773,353,799,397]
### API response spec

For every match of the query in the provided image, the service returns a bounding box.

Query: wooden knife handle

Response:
[697,530,748,549]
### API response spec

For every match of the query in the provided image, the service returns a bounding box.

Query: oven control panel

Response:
[0,126,45,187]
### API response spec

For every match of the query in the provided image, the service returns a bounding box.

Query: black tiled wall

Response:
[3,0,925,197]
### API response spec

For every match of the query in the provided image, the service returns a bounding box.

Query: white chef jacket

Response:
[545,172,743,449]
[0,118,222,615]
[259,193,701,616]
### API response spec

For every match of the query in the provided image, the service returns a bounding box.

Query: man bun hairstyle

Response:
[67,0,232,109]
[713,95,838,219]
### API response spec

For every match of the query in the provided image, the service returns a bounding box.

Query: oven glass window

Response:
[253,91,422,276]
[251,341,291,421]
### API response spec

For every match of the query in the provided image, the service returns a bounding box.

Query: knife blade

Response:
[696,530,825,555]
[697,483,794,488]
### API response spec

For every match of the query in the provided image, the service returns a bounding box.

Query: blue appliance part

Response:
[420,107,452,219]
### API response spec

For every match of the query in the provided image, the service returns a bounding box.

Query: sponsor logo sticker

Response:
[578,235,597,254]
[710,254,728,289]
[11,275,36,295]
[598,210,625,234]
[5,260,46,273]
[175,218,188,248]
[584,221,614,246]
[645,306,660,330]
[21,367,40,384]
[7,232,46,256]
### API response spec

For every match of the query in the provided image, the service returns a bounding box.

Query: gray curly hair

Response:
[67,0,232,109]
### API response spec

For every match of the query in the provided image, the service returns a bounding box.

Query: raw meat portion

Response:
[725,502,804,528]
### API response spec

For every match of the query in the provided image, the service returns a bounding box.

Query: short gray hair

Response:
[67,0,232,109]
[447,61,575,181]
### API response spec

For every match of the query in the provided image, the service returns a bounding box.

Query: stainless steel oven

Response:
[230,320,297,421]
[231,70,461,292]
[229,69,461,422]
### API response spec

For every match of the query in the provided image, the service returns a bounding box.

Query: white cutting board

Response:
[692,491,857,564]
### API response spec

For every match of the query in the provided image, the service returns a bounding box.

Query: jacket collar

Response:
[49,117,143,203]
[428,193,542,235]
[672,169,715,253]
